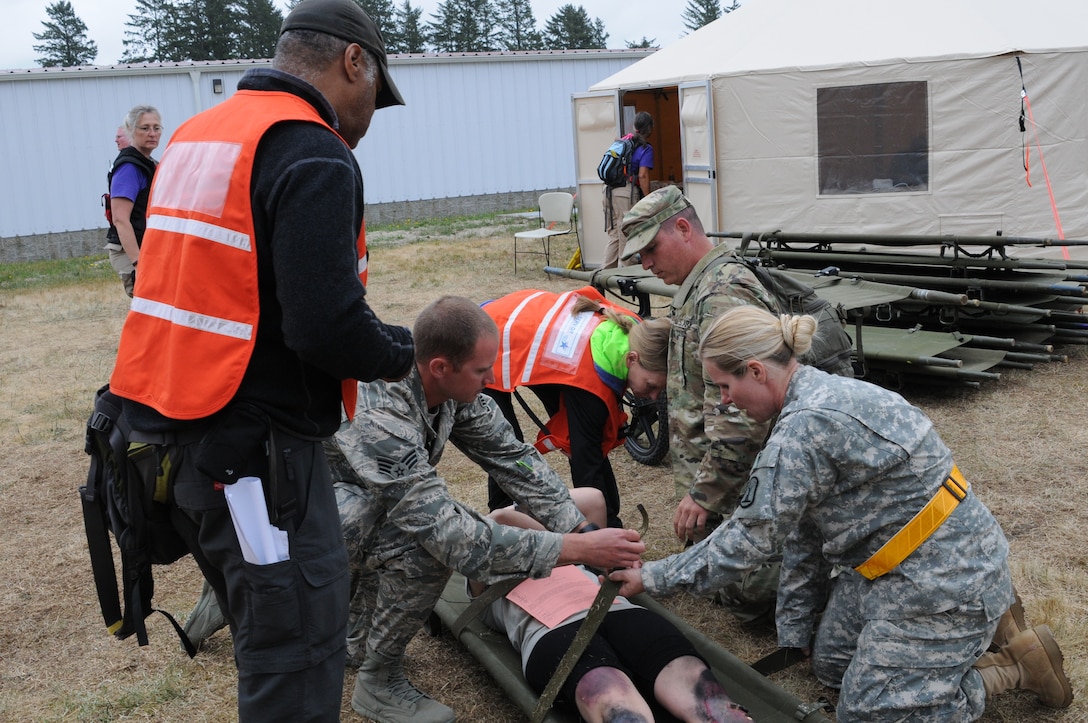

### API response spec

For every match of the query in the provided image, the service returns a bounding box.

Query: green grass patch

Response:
[371,210,518,234]
[0,256,114,291]
[367,211,528,246]
[48,666,189,722]
[0,213,525,287]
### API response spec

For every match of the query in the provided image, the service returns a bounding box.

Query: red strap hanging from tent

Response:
[1017,56,1068,258]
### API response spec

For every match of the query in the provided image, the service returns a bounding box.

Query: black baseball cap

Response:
[280,0,406,109]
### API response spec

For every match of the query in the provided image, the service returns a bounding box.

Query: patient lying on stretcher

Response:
[469,488,753,723]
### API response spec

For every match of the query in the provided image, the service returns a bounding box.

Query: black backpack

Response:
[739,257,856,376]
[597,134,639,188]
[79,384,196,655]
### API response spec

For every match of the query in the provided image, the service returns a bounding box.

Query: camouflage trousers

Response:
[813,569,994,722]
[334,482,452,668]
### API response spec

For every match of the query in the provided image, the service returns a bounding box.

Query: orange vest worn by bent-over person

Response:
[483,286,637,457]
[110,91,367,420]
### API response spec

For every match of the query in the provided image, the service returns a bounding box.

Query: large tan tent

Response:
[572,0,1088,266]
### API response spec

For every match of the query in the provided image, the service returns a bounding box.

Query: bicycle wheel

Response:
[622,392,669,466]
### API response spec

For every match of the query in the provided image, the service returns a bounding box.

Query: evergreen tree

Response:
[122,0,183,63]
[356,0,395,36]
[388,1,426,53]
[174,0,241,61]
[494,0,543,51]
[426,0,457,51]
[33,1,98,67]
[234,0,283,59]
[543,4,606,50]
[682,0,720,31]
[625,36,657,49]
[426,0,497,53]
[682,0,741,33]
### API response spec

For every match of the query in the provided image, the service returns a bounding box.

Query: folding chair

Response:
[513,192,577,273]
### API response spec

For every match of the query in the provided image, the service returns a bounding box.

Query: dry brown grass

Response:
[1,227,1085,722]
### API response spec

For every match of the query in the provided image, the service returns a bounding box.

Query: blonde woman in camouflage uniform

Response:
[611,305,1072,721]
[332,296,645,723]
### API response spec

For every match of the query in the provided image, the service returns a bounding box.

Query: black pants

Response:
[483,384,622,527]
[525,607,702,717]
[168,432,349,722]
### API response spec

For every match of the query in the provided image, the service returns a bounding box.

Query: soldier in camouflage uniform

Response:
[611,306,1072,722]
[334,296,645,723]
[620,185,853,622]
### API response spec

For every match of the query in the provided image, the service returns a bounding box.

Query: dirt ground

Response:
[0,228,1085,722]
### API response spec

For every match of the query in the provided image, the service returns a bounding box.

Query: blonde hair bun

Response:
[779,314,816,356]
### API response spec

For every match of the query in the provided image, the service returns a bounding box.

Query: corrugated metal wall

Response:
[0,50,651,262]
[365,52,641,203]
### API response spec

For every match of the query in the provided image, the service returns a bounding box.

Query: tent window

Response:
[817,81,929,195]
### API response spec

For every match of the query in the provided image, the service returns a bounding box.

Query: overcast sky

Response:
[1,0,699,70]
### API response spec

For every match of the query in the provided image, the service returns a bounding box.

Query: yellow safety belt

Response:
[855,465,969,581]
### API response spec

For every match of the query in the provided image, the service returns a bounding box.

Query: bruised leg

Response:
[575,666,653,723]
[653,655,753,722]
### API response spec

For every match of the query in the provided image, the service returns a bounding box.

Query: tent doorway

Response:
[620,86,683,191]
[572,86,683,269]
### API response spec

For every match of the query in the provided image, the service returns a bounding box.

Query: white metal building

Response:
[0,49,651,262]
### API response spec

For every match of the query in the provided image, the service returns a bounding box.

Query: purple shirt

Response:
[109,162,149,202]
[632,143,654,173]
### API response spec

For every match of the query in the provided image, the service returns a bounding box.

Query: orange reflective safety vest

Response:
[483,286,638,457]
[110,91,368,420]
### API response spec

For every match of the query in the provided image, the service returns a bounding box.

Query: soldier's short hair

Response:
[414,296,498,369]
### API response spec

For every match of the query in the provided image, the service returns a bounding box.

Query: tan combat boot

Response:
[974,625,1073,708]
[352,657,457,723]
[988,590,1027,652]
[183,579,228,651]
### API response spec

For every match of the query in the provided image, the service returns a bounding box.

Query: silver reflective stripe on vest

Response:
[519,291,573,384]
[499,291,546,389]
[146,214,252,252]
[131,297,253,341]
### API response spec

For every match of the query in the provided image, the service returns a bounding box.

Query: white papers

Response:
[224,476,289,565]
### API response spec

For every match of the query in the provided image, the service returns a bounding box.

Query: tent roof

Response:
[591,0,1088,90]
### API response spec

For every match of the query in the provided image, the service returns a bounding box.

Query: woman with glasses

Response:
[106,105,162,296]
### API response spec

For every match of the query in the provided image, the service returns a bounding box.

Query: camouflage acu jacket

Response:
[668,243,778,513]
[333,369,585,582]
[643,366,1013,641]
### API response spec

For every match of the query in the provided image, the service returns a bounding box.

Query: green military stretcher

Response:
[543,264,1074,387]
[431,573,833,722]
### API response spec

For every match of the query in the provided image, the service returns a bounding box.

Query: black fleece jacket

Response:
[125,68,414,437]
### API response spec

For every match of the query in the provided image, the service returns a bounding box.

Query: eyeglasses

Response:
[136,125,163,132]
